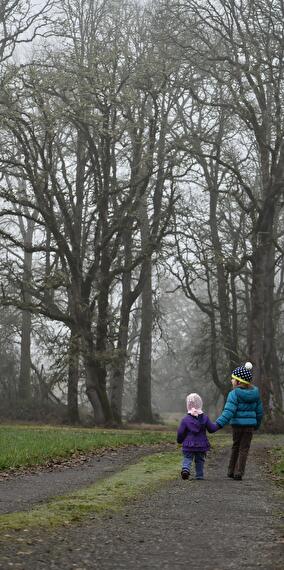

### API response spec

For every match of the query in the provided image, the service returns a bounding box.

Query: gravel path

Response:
[0,442,283,569]
[0,444,174,514]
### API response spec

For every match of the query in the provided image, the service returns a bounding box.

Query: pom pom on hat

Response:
[231,362,253,384]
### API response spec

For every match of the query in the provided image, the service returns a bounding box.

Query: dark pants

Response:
[182,451,206,479]
[228,426,254,477]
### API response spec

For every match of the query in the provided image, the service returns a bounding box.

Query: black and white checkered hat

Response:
[231,362,253,384]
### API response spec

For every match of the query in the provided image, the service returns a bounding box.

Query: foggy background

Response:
[0,0,283,429]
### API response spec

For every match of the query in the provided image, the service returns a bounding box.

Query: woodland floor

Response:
[0,438,283,569]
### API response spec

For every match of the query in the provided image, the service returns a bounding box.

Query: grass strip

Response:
[268,447,284,486]
[0,425,174,470]
[0,451,180,533]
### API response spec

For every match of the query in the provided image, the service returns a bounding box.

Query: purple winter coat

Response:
[177,414,219,452]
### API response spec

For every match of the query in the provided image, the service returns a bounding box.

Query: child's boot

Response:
[181,469,190,480]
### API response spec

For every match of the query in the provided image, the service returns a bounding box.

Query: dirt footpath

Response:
[0,443,283,570]
[0,444,174,515]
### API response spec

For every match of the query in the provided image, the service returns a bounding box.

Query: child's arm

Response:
[177,418,187,443]
[256,397,263,429]
[206,417,220,433]
[215,391,238,428]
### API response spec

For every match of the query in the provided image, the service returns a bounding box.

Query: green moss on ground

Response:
[0,451,180,534]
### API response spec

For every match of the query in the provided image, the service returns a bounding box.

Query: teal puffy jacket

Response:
[216,386,263,429]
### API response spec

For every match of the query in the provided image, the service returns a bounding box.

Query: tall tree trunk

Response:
[110,267,145,424]
[249,203,275,416]
[67,328,80,423]
[136,255,153,422]
[272,257,284,425]
[94,273,113,424]
[19,220,34,401]
[19,306,32,400]
[73,127,112,424]
[209,185,238,371]
[84,357,106,425]
[209,312,228,399]
[71,273,112,425]
[84,111,114,425]
[263,241,283,425]
[81,312,113,425]
[110,223,141,424]
[230,272,238,358]
[110,269,132,425]
[136,197,153,423]
[249,138,284,421]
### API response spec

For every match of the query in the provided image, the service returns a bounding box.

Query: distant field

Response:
[0,424,175,470]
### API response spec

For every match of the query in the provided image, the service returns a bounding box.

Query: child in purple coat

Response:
[177,393,219,480]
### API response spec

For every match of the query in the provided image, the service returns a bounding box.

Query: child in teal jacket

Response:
[216,362,263,480]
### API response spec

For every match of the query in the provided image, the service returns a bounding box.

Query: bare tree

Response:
[167,0,284,421]
[0,0,53,62]
[0,0,182,424]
